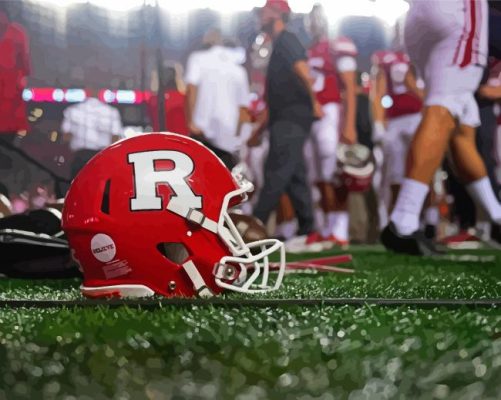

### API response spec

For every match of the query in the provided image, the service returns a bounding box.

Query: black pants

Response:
[71,149,100,180]
[204,143,236,171]
[445,162,476,230]
[253,120,314,236]
[191,135,237,171]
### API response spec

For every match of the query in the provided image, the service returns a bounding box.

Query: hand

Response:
[247,129,262,147]
[188,122,204,136]
[313,100,324,119]
[341,125,357,145]
[63,132,72,144]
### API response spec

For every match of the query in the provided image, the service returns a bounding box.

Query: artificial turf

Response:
[0,246,500,399]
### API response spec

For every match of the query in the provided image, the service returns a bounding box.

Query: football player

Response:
[304,4,359,247]
[370,48,424,227]
[381,0,501,255]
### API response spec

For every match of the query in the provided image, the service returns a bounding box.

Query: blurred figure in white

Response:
[185,29,251,170]
[61,89,123,180]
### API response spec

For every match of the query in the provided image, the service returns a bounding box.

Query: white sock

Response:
[275,219,297,240]
[321,211,336,238]
[424,206,440,226]
[466,177,501,224]
[330,211,349,241]
[475,220,491,240]
[390,178,429,235]
[314,208,326,235]
[378,202,389,231]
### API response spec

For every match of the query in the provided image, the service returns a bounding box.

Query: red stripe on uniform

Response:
[452,0,469,65]
[459,0,477,67]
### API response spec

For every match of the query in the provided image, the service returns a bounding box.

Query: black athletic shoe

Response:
[424,224,437,240]
[491,223,501,246]
[381,222,444,256]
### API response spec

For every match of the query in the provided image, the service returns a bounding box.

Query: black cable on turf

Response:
[0,298,499,309]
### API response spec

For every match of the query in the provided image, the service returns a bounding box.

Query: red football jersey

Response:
[147,90,189,135]
[0,22,30,133]
[372,50,422,119]
[308,36,357,105]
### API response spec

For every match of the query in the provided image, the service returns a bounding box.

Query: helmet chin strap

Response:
[167,202,218,233]
[182,260,214,298]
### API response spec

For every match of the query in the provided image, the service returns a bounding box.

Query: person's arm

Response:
[185,84,203,135]
[235,68,252,138]
[293,60,324,119]
[184,53,203,136]
[338,67,358,144]
[404,66,425,101]
[333,38,359,144]
[238,106,252,132]
[370,65,387,144]
[247,107,268,147]
[477,84,501,100]
[13,25,31,77]
[239,107,252,124]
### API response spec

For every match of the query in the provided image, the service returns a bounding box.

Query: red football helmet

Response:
[62,133,285,298]
[336,144,375,192]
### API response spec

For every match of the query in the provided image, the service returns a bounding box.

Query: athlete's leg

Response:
[450,124,501,223]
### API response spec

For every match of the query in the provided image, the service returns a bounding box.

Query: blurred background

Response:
[0,0,406,193]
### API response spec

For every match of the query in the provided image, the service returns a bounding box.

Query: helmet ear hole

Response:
[157,242,190,264]
[101,179,111,215]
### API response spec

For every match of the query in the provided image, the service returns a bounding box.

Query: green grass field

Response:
[0,246,500,399]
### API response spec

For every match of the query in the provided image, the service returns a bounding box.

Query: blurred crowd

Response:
[1,0,501,252]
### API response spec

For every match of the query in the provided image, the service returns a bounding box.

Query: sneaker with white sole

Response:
[285,233,325,253]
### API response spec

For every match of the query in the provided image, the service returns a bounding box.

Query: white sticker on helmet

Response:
[91,233,117,263]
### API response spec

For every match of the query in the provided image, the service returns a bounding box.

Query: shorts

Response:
[404,0,488,127]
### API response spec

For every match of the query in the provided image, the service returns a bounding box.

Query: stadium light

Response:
[372,0,409,26]
[30,0,408,25]
[157,0,204,15]
[30,0,146,11]
[156,0,265,15]
[28,0,86,7]
[210,0,266,14]
[318,0,409,26]
[288,0,316,14]
[87,0,145,12]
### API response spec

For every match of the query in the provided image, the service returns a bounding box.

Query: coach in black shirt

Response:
[251,0,322,239]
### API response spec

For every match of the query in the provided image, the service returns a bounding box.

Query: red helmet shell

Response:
[62,133,244,298]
